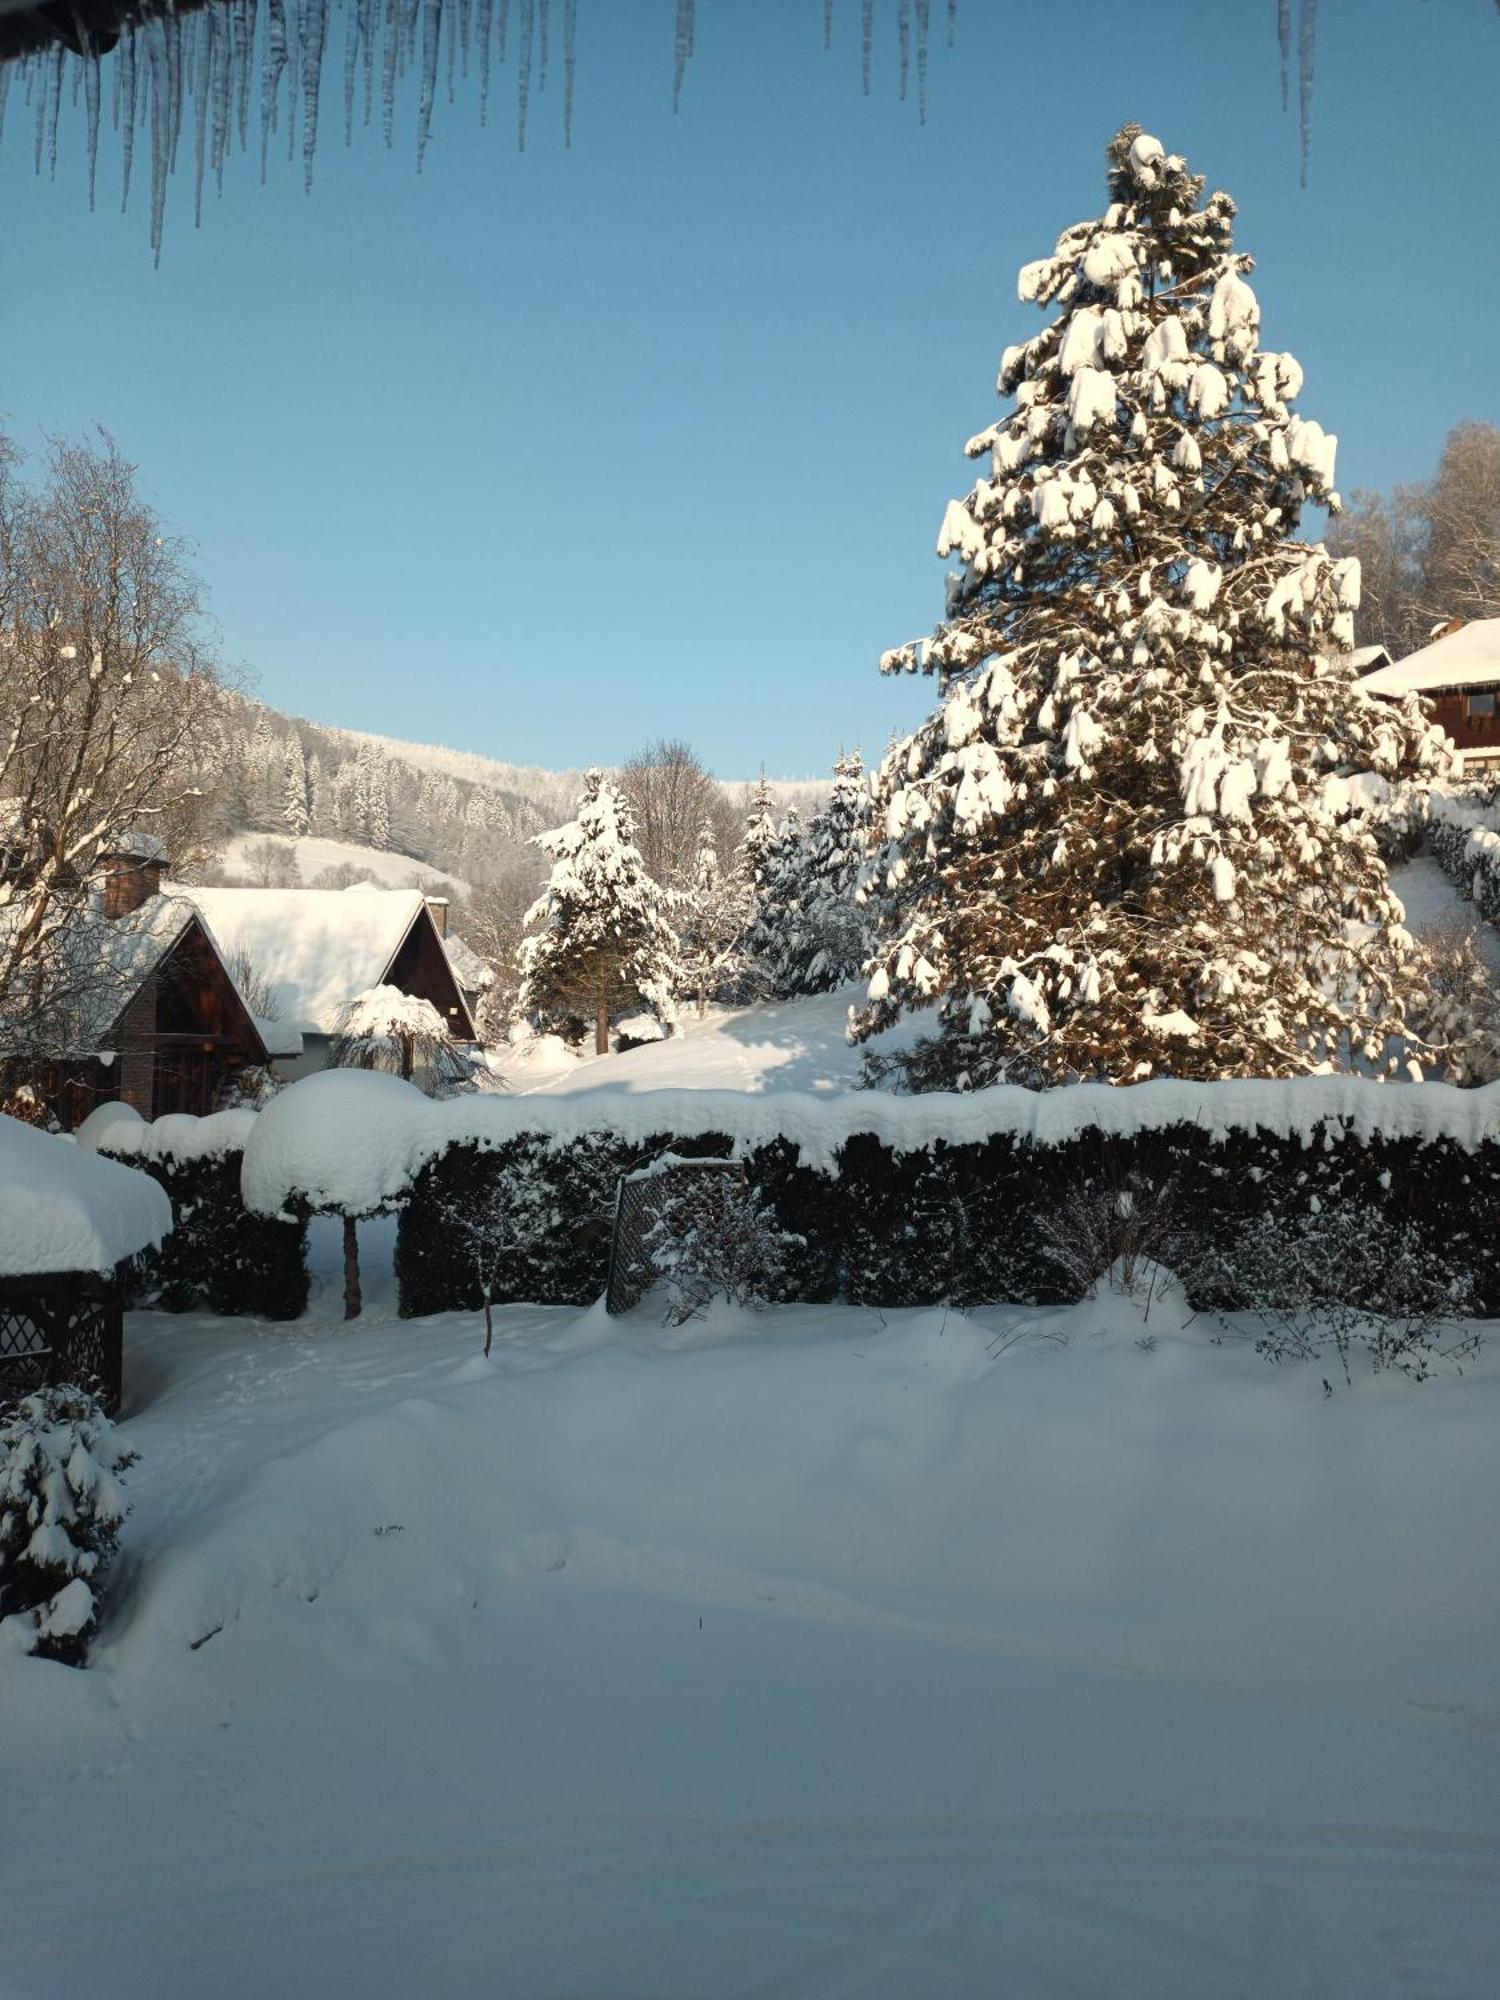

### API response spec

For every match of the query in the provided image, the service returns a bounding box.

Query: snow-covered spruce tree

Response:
[774,751,875,996]
[680,819,753,1016]
[854,126,1449,1091]
[519,770,680,1055]
[742,805,811,1000]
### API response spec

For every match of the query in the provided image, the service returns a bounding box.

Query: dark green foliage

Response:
[104,1147,309,1320]
[392,1114,1499,1323]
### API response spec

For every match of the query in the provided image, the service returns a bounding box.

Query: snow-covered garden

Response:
[6,107,1500,1999]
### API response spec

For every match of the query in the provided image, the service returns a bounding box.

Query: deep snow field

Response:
[5,1223,1500,1999]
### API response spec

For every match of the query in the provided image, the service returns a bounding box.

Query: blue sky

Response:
[1,0,1497,780]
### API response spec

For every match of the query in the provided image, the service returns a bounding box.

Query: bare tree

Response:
[1329,421,1500,655]
[1419,421,1500,632]
[0,429,224,1056]
[239,837,303,888]
[458,865,541,1036]
[618,737,719,889]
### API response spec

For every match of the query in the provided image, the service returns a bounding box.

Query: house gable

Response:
[381,906,478,1040]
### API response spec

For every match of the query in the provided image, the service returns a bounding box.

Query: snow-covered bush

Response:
[1407,924,1500,1085]
[1037,1168,1185,1304]
[328,984,470,1096]
[640,1161,805,1324]
[0,1386,136,1665]
[1184,1206,1479,1384]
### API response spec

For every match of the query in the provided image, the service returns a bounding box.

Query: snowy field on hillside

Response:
[216,831,467,894]
[4,1228,1500,1999]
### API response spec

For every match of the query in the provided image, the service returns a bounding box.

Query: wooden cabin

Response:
[1361,619,1500,772]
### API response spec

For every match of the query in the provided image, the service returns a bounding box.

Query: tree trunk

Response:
[342,1214,362,1320]
[483,1290,494,1359]
[596,992,609,1055]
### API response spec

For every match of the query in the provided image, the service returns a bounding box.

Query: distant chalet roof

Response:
[0,1113,171,1277]
[1361,619,1500,698]
[181,886,465,1038]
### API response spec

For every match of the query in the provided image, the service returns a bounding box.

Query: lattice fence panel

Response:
[606,1157,746,1316]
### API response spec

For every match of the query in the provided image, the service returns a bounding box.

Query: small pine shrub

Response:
[642,1162,805,1324]
[0,1385,137,1664]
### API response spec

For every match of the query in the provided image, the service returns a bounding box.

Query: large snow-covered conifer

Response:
[519,770,680,1054]
[854,126,1447,1091]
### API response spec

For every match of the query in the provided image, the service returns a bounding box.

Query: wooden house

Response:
[1361,619,1500,772]
[183,885,478,1081]
[2,837,281,1131]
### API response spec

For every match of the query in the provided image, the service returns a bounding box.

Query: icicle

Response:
[459,0,472,76]
[285,2,301,164]
[861,0,873,92]
[447,0,458,102]
[672,0,694,113]
[356,0,375,127]
[35,44,59,181]
[477,0,494,124]
[915,0,929,122]
[193,11,213,224]
[301,0,329,189]
[0,60,11,154]
[947,0,956,46]
[211,6,233,193]
[499,0,510,62]
[538,0,549,92]
[1277,0,1291,112]
[1297,0,1316,186]
[897,0,910,102]
[234,0,257,152]
[119,27,138,212]
[381,0,400,145]
[344,0,361,140]
[563,0,576,145]
[166,5,186,177]
[144,14,171,261]
[82,46,103,211]
[262,0,288,178]
[824,0,833,50]
[516,0,533,148]
[417,0,442,167]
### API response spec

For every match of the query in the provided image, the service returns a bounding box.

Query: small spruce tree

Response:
[680,819,753,1015]
[854,126,1448,1091]
[774,750,874,996]
[519,770,680,1054]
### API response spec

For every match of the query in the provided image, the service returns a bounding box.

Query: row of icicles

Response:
[0,0,1333,262]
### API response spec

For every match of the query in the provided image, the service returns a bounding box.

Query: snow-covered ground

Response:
[494,983,923,1095]
[216,831,467,894]
[4,1227,1499,1998]
[1391,854,1500,974]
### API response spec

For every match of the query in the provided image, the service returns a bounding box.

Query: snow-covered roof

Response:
[181,887,435,1036]
[1361,619,1500,697]
[0,1113,172,1277]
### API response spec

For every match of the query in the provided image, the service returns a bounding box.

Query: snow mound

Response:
[77,1103,259,1165]
[0,1114,171,1276]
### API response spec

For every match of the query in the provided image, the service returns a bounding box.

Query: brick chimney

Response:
[100,836,168,921]
[424,895,449,938]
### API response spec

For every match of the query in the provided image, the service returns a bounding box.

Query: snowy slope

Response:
[495,982,922,1096]
[3,1277,1499,1998]
[216,831,468,894]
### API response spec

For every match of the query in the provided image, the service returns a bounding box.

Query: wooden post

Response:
[342,1215,362,1320]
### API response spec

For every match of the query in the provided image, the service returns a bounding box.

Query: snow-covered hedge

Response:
[1426,790,1500,929]
[77,1106,308,1321]
[395,1101,1500,1318]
